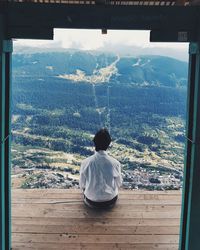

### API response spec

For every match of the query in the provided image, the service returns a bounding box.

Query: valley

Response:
[11,51,187,190]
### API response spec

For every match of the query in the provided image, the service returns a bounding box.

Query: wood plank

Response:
[12,233,179,244]
[12,217,181,226]
[12,203,181,212]
[11,190,181,249]
[12,198,181,205]
[12,224,180,235]
[12,189,181,195]
[11,242,179,250]
[12,192,181,200]
[12,208,180,219]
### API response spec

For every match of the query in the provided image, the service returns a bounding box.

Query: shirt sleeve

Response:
[114,163,123,188]
[79,162,86,191]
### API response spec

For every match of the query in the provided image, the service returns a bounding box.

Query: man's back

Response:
[80,150,122,202]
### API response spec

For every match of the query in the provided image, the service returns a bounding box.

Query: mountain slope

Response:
[11,51,187,190]
[13,52,188,87]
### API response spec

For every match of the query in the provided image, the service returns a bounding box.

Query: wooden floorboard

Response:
[12,203,181,212]
[12,242,179,250]
[12,217,181,226]
[12,225,180,235]
[12,189,181,250]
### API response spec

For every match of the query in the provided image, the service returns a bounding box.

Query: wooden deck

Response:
[12,189,182,250]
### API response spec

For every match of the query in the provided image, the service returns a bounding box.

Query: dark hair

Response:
[93,128,111,151]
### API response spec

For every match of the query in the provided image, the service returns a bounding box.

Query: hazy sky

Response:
[14,29,189,61]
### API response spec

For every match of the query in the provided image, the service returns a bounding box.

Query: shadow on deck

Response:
[12,189,182,250]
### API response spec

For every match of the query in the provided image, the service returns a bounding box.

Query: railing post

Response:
[179,42,200,250]
[0,15,13,250]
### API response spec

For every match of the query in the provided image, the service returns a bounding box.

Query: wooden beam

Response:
[7,26,54,39]
[150,30,197,42]
[0,3,199,37]
[0,15,12,250]
[179,42,200,250]
[175,0,186,5]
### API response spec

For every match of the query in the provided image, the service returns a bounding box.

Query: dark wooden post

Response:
[0,15,13,250]
[179,42,200,250]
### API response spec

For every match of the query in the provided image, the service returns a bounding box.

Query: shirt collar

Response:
[95,150,108,156]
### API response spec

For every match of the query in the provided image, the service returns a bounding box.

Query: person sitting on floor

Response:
[79,128,122,209]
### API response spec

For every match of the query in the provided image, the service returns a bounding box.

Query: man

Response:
[79,128,122,208]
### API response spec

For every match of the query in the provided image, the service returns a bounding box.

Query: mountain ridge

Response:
[13,51,188,88]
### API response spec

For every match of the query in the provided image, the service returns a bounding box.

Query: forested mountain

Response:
[13,51,187,86]
[11,51,188,190]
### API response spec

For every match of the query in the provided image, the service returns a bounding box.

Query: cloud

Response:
[14,29,189,61]
[98,43,188,61]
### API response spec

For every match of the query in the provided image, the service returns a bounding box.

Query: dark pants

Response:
[84,195,118,209]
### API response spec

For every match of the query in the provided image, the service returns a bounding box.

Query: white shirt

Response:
[79,150,122,202]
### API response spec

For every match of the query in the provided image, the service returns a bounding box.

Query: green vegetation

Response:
[11,51,187,189]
